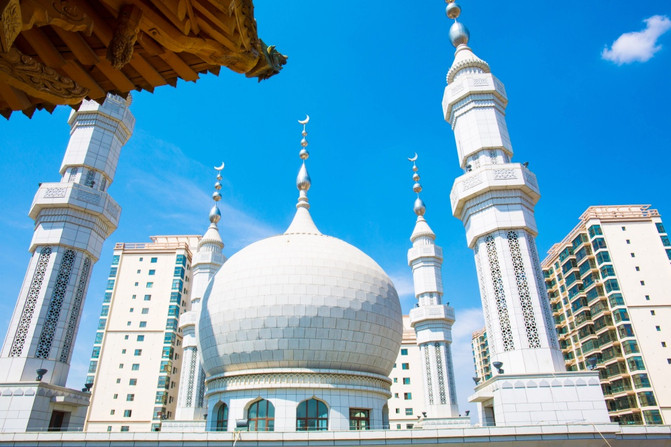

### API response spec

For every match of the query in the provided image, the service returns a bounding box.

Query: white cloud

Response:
[602,15,671,64]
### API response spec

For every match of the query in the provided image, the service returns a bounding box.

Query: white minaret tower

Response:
[407,156,469,428]
[0,94,134,432]
[174,166,226,423]
[441,1,610,426]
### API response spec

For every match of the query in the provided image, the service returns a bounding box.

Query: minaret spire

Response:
[175,163,226,422]
[441,0,610,427]
[285,115,320,235]
[406,154,467,427]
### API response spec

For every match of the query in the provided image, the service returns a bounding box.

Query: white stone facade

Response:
[443,44,610,425]
[0,95,134,432]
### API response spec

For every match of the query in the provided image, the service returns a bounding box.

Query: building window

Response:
[139,321,147,328]
[396,424,401,429]
[214,403,228,431]
[651,310,656,316]
[134,349,142,356]
[116,378,120,384]
[401,363,409,370]
[404,393,412,400]
[405,408,413,416]
[401,348,408,356]
[662,342,666,347]
[136,269,141,274]
[394,393,399,398]
[151,257,158,263]
[124,335,129,340]
[248,399,275,431]
[126,394,134,401]
[626,239,630,244]
[149,269,156,275]
[349,409,369,430]
[107,426,112,432]
[656,326,661,331]
[146,282,153,288]
[132,364,139,370]
[129,378,137,385]
[142,308,149,314]
[395,408,400,414]
[640,280,646,286]
[631,253,635,257]
[296,398,328,431]
[144,295,151,301]
[621,226,626,231]
[132,294,136,299]
[120,426,129,432]
[113,394,118,399]
[110,410,115,415]
[646,295,651,300]
[137,335,145,341]
[119,363,124,369]
[393,378,398,383]
[134,282,138,286]
[403,378,411,385]
[635,266,640,271]
[406,424,414,429]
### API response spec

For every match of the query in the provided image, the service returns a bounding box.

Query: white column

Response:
[0,94,134,387]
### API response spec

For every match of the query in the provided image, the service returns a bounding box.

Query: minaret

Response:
[407,156,468,428]
[441,1,609,426]
[0,94,134,432]
[175,166,226,422]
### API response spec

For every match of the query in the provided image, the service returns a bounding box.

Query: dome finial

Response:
[209,162,224,224]
[445,0,469,47]
[408,153,426,216]
[296,115,311,210]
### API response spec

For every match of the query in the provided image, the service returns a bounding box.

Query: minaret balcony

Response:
[442,73,508,124]
[29,182,121,231]
[409,304,455,329]
[407,244,443,264]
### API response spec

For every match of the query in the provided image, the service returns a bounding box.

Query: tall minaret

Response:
[407,156,468,428]
[441,1,609,426]
[175,166,226,422]
[0,94,134,431]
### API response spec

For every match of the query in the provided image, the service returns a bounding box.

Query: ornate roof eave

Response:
[0,0,287,119]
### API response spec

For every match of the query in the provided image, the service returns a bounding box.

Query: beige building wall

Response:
[85,236,199,432]
[388,316,426,429]
[542,205,671,425]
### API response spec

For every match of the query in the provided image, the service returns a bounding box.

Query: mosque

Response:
[0,1,670,446]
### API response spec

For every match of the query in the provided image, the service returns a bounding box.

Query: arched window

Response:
[248,399,274,431]
[215,403,228,431]
[296,398,328,431]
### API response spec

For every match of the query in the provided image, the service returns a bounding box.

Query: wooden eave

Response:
[0,0,287,118]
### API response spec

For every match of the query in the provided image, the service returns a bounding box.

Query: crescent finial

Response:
[298,114,310,125]
[408,153,418,162]
[214,162,225,171]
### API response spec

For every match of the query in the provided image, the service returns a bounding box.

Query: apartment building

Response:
[85,236,199,432]
[388,316,426,430]
[542,205,670,425]
[471,328,492,384]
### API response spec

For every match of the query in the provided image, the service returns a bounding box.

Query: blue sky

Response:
[0,1,670,419]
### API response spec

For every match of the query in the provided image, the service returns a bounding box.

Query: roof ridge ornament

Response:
[209,162,224,224]
[408,153,426,217]
[296,114,311,210]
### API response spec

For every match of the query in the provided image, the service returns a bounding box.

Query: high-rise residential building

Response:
[388,317,425,430]
[441,4,609,426]
[541,205,671,425]
[84,236,199,433]
[0,95,134,432]
[471,328,491,383]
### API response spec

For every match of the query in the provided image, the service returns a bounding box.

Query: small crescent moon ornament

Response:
[298,115,310,125]
[214,162,225,171]
[408,153,418,162]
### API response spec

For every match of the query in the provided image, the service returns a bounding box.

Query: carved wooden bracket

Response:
[0,0,22,52]
[21,0,94,34]
[107,3,143,69]
[0,47,88,104]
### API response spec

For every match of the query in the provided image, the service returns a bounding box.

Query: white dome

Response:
[198,207,403,378]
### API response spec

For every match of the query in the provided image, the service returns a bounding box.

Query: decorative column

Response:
[441,1,610,426]
[407,156,470,428]
[174,165,226,423]
[0,94,134,432]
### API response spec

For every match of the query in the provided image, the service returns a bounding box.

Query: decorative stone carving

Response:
[10,246,52,357]
[107,4,142,69]
[423,344,434,405]
[494,168,517,180]
[485,235,514,351]
[0,47,88,104]
[60,256,90,363]
[45,187,67,198]
[507,231,541,349]
[36,249,76,359]
[462,174,483,191]
[435,342,447,404]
